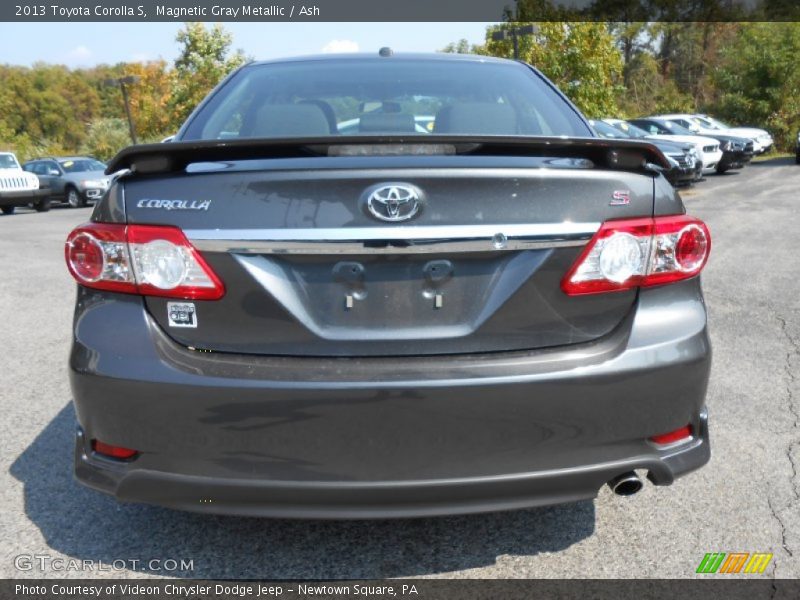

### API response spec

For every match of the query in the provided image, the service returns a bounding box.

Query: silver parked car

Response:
[23,156,111,207]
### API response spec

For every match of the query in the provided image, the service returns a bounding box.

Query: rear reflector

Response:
[91,439,138,460]
[650,425,693,446]
[65,223,224,300]
[561,215,710,295]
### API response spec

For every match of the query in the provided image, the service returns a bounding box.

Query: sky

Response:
[0,22,494,68]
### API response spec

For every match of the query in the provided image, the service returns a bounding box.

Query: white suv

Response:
[0,152,49,215]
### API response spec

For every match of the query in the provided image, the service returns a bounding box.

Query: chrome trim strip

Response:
[187,223,598,255]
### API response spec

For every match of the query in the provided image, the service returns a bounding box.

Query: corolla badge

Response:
[366,184,422,222]
[136,198,211,211]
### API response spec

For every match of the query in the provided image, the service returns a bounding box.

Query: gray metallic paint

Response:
[118,159,654,356]
[70,277,710,517]
[72,54,711,517]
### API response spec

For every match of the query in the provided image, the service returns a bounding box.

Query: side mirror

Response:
[48,169,60,176]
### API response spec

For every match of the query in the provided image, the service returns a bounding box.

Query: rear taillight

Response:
[561,215,710,295]
[91,439,138,460]
[650,425,693,446]
[65,223,224,300]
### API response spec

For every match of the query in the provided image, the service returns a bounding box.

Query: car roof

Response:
[248,52,520,68]
[28,156,95,162]
[637,116,671,122]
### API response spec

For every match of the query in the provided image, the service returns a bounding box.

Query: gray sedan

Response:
[64,53,712,518]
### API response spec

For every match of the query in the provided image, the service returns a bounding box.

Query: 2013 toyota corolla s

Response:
[65,51,711,518]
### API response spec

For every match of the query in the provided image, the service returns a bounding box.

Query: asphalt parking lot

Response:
[1,158,798,580]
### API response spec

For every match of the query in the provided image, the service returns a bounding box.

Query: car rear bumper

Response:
[0,188,48,206]
[75,412,708,518]
[70,279,712,518]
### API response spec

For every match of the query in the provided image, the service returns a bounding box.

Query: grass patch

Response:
[751,151,792,163]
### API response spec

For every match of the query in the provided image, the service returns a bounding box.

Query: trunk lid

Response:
[118,141,658,357]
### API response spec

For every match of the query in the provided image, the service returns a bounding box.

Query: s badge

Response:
[610,190,631,206]
[168,302,197,328]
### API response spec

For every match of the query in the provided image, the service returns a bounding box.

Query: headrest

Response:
[358,113,416,133]
[434,103,518,135]
[253,104,332,137]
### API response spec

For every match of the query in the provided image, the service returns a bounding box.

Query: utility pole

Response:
[104,76,140,144]
[491,24,538,60]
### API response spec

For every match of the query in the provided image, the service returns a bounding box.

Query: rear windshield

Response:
[59,159,105,173]
[588,120,631,139]
[607,121,651,138]
[180,58,593,141]
[697,116,729,130]
[656,120,696,136]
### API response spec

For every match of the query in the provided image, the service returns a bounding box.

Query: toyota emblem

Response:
[365,184,422,222]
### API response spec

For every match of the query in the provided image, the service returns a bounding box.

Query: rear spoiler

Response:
[106,135,672,177]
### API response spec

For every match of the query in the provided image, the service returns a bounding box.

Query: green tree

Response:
[480,22,624,118]
[618,51,694,116]
[116,60,175,140]
[0,23,251,157]
[441,39,480,54]
[169,23,247,124]
[0,64,99,151]
[80,118,132,161]
[713,22,800,151]
[651,23,739,107]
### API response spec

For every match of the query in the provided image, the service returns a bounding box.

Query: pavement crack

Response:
[775,312,800,497]
[768,496,793,558]
[766,309,800,569]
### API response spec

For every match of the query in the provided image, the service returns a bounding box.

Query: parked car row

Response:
[659,113,773,155]
[588,113,772,188]
[0,110,778,217]
[0,152,111,214]
[588,120,702,187]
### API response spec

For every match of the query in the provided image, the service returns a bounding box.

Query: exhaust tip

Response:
[608,471,644,496]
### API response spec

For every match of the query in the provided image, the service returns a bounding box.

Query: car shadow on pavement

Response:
[10,403,596,579]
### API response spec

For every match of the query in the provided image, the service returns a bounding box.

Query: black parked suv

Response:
[588,119,700,186]
[630,118,753,174]
[65,52,712,518]
[23,156,111,207]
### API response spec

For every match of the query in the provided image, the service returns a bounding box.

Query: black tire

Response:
[66,186,86,208]
[715,164,729,175]
[795,151,800,165]
[1,206,15,215]
[34,197,52,212]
